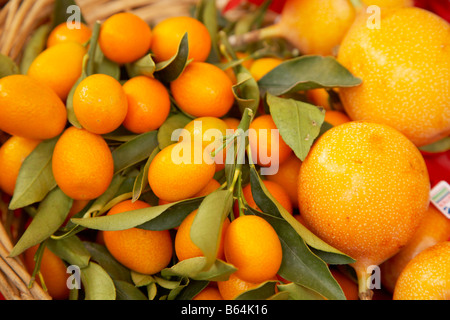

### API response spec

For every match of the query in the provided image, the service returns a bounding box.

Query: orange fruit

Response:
[256,0,356,56]
[99,12,152,64]
[24,244,70,300]
[307,88,333,111]
[223,118,240,131]
[122,76,171,134]
[249,57,283,81]
[248,114,292,168]
[324,110,351,127]
[224,215,282,283]
[241,180,293,215]
[298,121,430,299]
[381,205,450,293]
[103,200,173,275]
[193,286,224,300]
[174,209,230,261]
[0,136,41,196]
[150,16,211,62]
[393,241,450,300]
[337,7,450,147]
[52,126,114,200]
[331,269,359,300]
[194,179,221,197]
[170,62,235,118]
[0,75,67,140]
[223,52,254,84]
[182,116,230,172]
[27,42,87,100]
[266,154,302,208]
[147,141,216,202]
[73,73,128,135]
[47,22,92,47]
[361,0,413,8]
[217,273,271,300]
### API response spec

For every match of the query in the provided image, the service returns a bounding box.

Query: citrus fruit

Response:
[248,114,292,168]
[52,126,114,200]
[324,110,351,127]
[99,12,152,64]
[217,273,271,300]
[47,22,92,47]
[337,7,450,147]
[380,205,450,293]
[174,209,230,261]
[0,75,67,140]
[251,0,356,56]
[73,73,128,135]
[249,57,283,81]
[27,42,87,100]
[103,200,173,275]
[150,16,211,62]
[122,76,171,134]
[223,215,282,283]
[24,244,70,300]
[266,154,302,208]
[193,286,224,300]
[361,0,413,8]
[0,136,41,196]
[170,62,235,118]
[147,141,216,202]
[331,269,359,301]
[241,180,293,215]
[298,121,430,299]
[307,88,333,110]
[393,241,450,300]
[194,179,221,197]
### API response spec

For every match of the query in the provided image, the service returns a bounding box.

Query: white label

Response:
[430,180,450,219]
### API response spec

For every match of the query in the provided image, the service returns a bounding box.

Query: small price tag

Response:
[430,180,450,219]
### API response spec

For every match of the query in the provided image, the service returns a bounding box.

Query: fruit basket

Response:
[0,0,449,302]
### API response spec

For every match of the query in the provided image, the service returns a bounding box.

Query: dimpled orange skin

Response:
[170,62,235,118]
[103,200,173,275]
[52,127,114,200]
[193,286,224,300]
[147,142,216,202]
[0,75,67,140]
[393,241,450,300]
[380,205,450,293]
[47,22,92,47]
[298,121,430,297]
[361,0,413,8]
[27,42,87,101]
[272,0,355,56]
[73,74,128,135]
[150,16,211,63]
[99,12,152,64]
[174,209,230,261]
[217,273,262,300]
[0,136,41,196]
[224,215,282,283]
[337,7,450,147]
[266,154,302,208]
[122,76,171,134]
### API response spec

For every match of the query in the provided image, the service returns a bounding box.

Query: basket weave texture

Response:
[0,0,239,300]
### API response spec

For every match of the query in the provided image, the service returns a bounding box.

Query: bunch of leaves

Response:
[3,0,367,300]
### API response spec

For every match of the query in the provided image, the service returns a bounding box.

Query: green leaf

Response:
[267,93,325,161]
[125,54,155,78]
[132,147,159,202]
[47,236,91,268]
[257,55,362,96]
[196,0,220,63]
[190,190,233,270]
[19,24,51,74]
[232,70,260,116]
[277,282,326,300]
[131,272,155,287]
[66,76,83,128]
[111,130,159,174]
[51,0,87,28]
[10,187,73,257]
[419,136,450,154]
[175,280,209,300]
[81,261,116,300]
[83,241,131,282]
[94,44,121,79]
[114,280,148,300]
[161,257,237,281]
[234,281,280,300]
[9,137,58,210]
[157,113,192,150]
[154,32,189,83]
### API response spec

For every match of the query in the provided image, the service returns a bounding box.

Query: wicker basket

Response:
[0,0,255,300]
